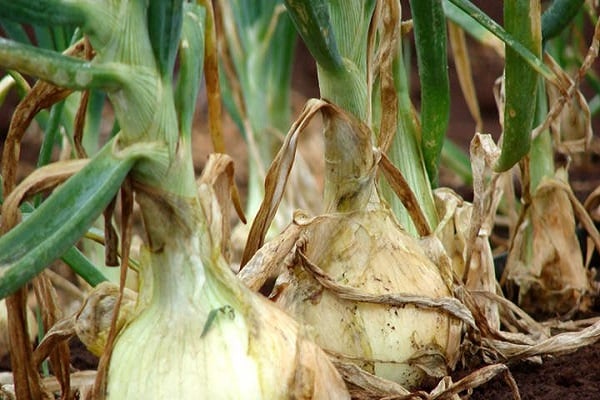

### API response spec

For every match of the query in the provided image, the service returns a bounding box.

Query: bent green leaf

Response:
[0,140,140,299]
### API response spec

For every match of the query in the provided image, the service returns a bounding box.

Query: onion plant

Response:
[240,0,463,389]
[0,1,348,399]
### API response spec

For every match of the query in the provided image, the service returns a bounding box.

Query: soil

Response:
[3,4,600,399]
[468,342,600,399]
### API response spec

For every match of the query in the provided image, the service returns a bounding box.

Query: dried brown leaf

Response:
[379,153,431,236]
[102,196,119,267]
[1,38,86,195]
[332,359,413,398]
[376,0,400,153]
[198,154,246,262]
[237,221,303,291]
[5,290,51,399]
[33,316,76,367]
[1,160,88,233]
[297,250,477,333]
[240,99,329,266]
[32,272,71,400]
[433,188,500,330]
[199,0,225,154]
[430,364,520,400]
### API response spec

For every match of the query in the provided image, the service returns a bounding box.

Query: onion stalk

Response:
[217,0,321,264]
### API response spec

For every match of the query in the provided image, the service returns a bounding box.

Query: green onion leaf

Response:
[0,0,87,27]
[542,0,585,43]
[0,140,138,299]
[409,0,450,186]
[147,0,184,79]
[0,38,125,91]
[175,3,206,140]
[495,0,541,172]
[61,247,108,287]
[446,0,555,83]
[0,19,31,44]
[283,0,344,73]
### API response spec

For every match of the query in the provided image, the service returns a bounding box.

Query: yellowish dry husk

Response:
[433,188,500,329]
[74,282,137,357]
[503,171,593,315]
[272,204,462,389]
[105,154,349,400]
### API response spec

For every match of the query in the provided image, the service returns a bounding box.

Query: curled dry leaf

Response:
[74,282,137,357]
[1,159,88,232]
[541,54,592,155]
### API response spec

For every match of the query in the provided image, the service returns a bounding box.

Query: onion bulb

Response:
[104,155,349,399]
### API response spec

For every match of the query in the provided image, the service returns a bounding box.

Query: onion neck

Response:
[134,189,251,319]
[321,106,378,213]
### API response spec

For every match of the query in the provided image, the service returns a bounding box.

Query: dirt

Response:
[468,341,600,399]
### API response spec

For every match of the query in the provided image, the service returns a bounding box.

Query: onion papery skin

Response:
[275,207,460,388]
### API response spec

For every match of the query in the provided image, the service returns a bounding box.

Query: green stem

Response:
[381,40,438,235]
[0,38,127,91]
[175,3,206,142]
[35,100,66,207]
[61,247,108,287]
[409,0,450,186]
[147,0,183,80]
[529,80,554,192]
[310,1,375,212]
[0,141,141,299]
[283,0,344,73]
[542,0,585,43]
[221,2,296,218]
[447,0,555,83]
[495,0,541,172]
[442,0,498,46]
[0,0,88,27]
[37,101,65,168]
[0,19,31,44]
